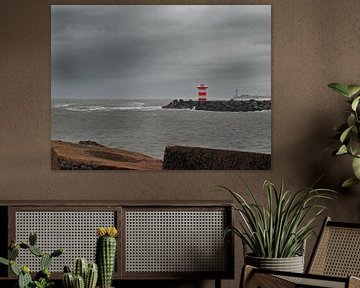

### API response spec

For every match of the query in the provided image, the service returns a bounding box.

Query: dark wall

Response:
[1,0,360,287]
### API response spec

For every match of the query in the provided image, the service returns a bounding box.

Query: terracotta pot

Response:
[245,254,304,273]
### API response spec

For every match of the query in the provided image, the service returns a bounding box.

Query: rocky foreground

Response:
[51,140,163,170]
[51,140,271,170]
[162,99,271,112]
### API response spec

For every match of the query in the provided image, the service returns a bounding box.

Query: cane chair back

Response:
[241,218,360,288]
[307,217,360,278]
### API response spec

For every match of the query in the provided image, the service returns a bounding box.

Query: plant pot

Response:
[245,254,304,273]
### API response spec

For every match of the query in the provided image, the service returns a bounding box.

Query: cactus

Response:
[63,272,74,288]
[63,260,98,288]
[51,248,64,258]
[9,246,19,260]
[0,232,64,288]
[74,258,88,279]
[29,245,44,257]
[19,243,30,249]
[41,253,52,270]
[85,263,98,288]
[35,268,51,282]
[96,227,118,288]
[10,260,20,276]
[18,270,32,288]
[29,232,37,246]
[74,275,85,288]
[64,265,72,273]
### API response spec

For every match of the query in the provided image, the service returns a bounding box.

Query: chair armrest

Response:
[240,265,296,288]
[240,265,349,288]
[349,276,360,288]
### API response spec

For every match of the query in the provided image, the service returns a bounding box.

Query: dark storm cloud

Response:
[51,5,271,99]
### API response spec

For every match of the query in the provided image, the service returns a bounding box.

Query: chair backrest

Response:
[307,217,360,277]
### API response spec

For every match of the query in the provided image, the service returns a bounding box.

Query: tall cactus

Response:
[96,227,118,288]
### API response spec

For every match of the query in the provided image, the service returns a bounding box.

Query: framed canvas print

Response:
[51,5,271,170]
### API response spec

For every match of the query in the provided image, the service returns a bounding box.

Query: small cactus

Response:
[35,268,51,281]
[85,263,98,288]
[96,227,118,288]
[0,232,63,288]
[74,275,85,288]
[64,265,72,273]
[74,258,88,279]
[18,268,32,288]
[63,272,74,288]
[63,259,98,288]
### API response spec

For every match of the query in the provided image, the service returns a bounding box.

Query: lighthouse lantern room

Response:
[197,83,208,102]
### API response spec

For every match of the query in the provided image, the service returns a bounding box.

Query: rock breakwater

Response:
[163,145,271,170]
[162,99,271,112]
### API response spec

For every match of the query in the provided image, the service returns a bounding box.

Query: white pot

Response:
[245,254,305,273]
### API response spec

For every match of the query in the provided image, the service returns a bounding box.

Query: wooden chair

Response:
[241,217,360,288]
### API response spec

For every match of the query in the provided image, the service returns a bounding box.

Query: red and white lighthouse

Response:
[197,83,208,102]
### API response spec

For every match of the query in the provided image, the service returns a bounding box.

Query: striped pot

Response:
[245,254,305,273]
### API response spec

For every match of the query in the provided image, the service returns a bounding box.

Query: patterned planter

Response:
[245,254,305,273]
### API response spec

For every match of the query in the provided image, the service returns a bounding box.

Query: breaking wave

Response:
[53,103,163,112]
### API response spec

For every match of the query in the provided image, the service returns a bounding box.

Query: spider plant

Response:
[222,179,335,258]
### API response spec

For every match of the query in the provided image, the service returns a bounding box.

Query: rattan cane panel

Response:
[310,226,360,277]
[277,275,345,288]
[15,211,115,272]
[125,210,227,273]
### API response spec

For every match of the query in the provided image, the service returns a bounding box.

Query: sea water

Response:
[51,98,271,160]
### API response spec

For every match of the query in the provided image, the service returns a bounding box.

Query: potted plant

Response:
[328,82,360,187]
[0,232,64,288]
[62,258,98,288]
[221,179,334,273]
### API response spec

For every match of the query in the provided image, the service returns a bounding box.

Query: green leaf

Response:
[352,157,360,179]
[340,126,353,143]
[0,257,9,266]
[351,96,360,111]
[328,83,351,97]
[333,122,348,132]
[336,145,348,155]
[347,114,356,128]
[342,177,360,188]
[29,246,44,257]
[347,85,360,97]
[349,135,360,156]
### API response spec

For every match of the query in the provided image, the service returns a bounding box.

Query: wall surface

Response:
[1,0,360,287]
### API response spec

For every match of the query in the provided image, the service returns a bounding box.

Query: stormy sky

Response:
[51,5,271,99]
